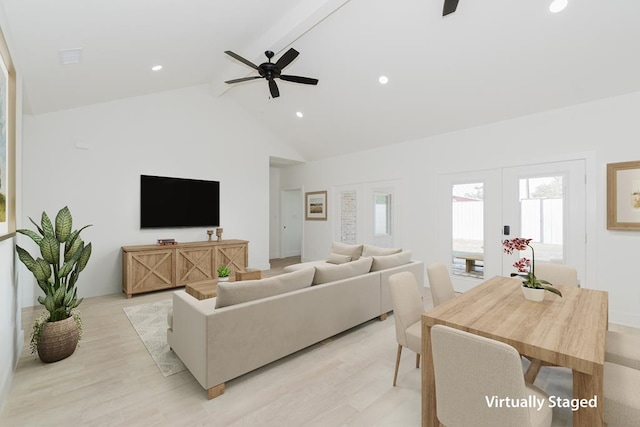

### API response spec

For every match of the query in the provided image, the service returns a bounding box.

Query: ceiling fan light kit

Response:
[224,48,319,98]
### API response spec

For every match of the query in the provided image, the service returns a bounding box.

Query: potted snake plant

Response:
[16,206,92,362]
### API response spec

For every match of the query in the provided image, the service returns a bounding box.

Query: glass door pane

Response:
[452,183,484,278]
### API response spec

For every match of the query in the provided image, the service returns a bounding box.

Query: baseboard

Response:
[609,311,640,330]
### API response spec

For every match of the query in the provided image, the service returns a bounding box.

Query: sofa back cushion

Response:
[326,252,352,264]
[362,244,402,257]
[331,242,364,261]
[313,256,373,285]
[370,250,412,271]
[215,267,315,308]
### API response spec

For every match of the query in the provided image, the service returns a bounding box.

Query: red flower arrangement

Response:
[502,237,562,297]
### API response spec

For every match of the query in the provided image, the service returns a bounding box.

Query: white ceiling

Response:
[2,0,640,162]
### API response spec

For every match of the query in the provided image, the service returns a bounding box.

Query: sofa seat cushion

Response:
[370,250,412,271]
[331,241,364,261]
[362,244,402,257]
[215,267,315,308]
[313,256,373,285]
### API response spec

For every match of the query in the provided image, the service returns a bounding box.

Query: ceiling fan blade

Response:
[280,75,319,85]
[268,80,280,98]
[225,76,262,84]
[224,51,259,71]
[274,48,299,70]
[443,0,459,16]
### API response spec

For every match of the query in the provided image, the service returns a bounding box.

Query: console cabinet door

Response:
[216,244,247,276]
[124,249,175,296]
[176,246,215,284]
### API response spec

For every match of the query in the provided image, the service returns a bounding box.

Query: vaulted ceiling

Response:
[2,0,640,161]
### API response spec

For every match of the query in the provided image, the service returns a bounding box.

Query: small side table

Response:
[235,269,262,281]
[185,279,219,300]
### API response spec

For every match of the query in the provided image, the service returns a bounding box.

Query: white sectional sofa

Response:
[167,243,424,399]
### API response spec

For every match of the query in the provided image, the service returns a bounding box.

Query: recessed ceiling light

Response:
[296,111,304,118]
[378,75,389,85]
[151,65,163,71]
[549,0,568,13]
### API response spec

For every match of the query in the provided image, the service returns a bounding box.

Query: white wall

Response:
[280,91,640,328]
[19,84,304,306]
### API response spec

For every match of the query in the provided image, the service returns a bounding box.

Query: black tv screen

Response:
[140,175,220,228]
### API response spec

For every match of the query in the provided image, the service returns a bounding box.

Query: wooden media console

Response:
[121,239,248,297]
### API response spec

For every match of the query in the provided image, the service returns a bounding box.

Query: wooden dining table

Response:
[421,276,608,427]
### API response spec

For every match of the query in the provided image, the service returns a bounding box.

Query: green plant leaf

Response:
[58,259,76,278]
[64,237,83,262]
[17,246,51,283]
[41,211,54,239]
[39,235,60,265]
[540,284,563,297]
[53,285,66,305]
[34,259,52,282]
[65,224,92,247]
[16,245,37,271]
[77,243,92,272]
[55,206,72,243]
[28,216,44,236]
[16,229,43,245]
[44,294,55,314]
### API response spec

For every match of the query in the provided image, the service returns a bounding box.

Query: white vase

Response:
[522,286,545,302]
[218,276,229,282]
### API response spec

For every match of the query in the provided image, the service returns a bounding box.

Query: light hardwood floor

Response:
[2,260,637,426]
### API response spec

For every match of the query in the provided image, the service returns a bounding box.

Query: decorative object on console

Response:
[305,190,327,220]
[157,238,177,246]
[606,160,640,230]
[207,229,213,241]
[216,227,223,241]
[16,206,92,362]
[217,264,230,281]
[502,237,562,300]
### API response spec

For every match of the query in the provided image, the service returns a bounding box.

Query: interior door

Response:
[280,189,302,258]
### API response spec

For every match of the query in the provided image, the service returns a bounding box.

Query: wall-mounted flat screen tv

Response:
[140,175,220,228]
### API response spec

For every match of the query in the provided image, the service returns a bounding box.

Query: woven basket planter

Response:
[37,316,79,363]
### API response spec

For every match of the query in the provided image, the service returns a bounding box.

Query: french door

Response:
[438,160,586,292]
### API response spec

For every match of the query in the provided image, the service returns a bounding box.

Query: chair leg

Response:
[393,344,403,386]
[416,353,421,369]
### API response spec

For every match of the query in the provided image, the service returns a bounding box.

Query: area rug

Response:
[123,299,186,377]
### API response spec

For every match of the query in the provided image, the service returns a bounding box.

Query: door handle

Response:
[503,225,510,235]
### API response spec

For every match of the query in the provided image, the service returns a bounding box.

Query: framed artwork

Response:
[305,190,328,220]
[0,27,16,242]
[607,160,640,230]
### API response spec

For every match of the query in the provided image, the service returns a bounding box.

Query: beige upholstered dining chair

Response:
[430,325,553,427]
[534,263,578,287]
[426,263,456,307]
[536,263,640,373]
[388,271,423,386]
[604,361,640,426]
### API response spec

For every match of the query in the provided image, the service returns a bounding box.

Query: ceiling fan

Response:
[224,48,319,98]
[443,0,459,16]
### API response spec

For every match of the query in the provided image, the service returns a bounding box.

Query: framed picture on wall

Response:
[607,160,640,230]
[0,27,16,242]
[305,190,327,220]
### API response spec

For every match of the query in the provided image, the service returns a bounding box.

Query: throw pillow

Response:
[312,256,373,285]
[331,241,364,260]
[362,244,402,257]
[215,267,315,308]
[326,252,352,264]
[370,251,412,271]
